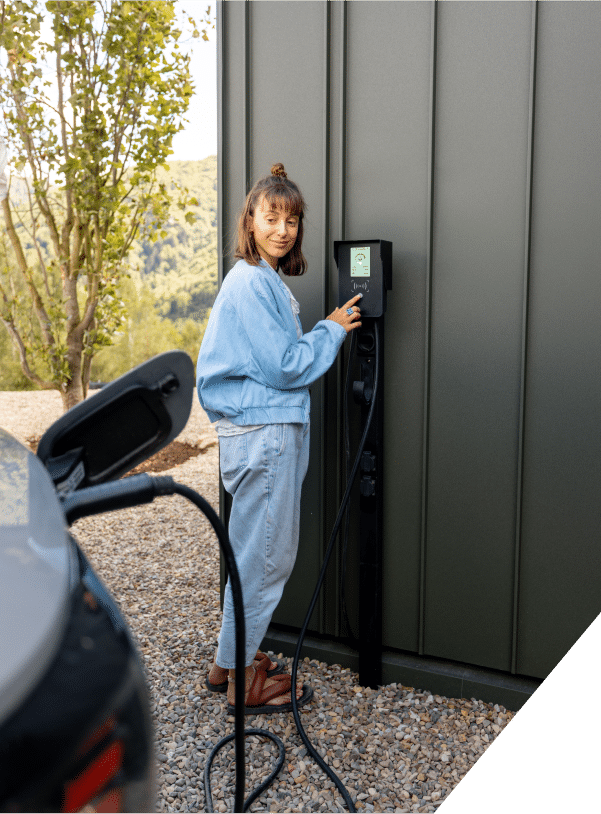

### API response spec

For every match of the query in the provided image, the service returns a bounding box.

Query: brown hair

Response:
[234,163,307,276]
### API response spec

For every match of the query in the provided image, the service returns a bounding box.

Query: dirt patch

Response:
[128,441,204,474]
[26,437,207,474]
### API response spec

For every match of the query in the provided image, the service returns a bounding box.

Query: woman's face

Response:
[249,197,299,270]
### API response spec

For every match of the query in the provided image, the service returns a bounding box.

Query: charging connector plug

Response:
[60,473,176,525]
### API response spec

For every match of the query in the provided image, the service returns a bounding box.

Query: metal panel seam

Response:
[339,0,347,634]
[334,0,348,638]
[321,0,332,635]
[244,0,251,194]
[217,0,227,539]
[419,0,438,657]
[511,0,539,676]
[217,0,225,285]
[339,0,347,242]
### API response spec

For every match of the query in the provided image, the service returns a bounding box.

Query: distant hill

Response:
[4,157,218,322]
[129,156,218,322]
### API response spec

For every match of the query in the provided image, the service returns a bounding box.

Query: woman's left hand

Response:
[326,294,363,334]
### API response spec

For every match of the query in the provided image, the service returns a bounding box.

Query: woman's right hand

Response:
[326,294,363,334]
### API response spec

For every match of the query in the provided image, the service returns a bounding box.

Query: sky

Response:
[170,3,218,162]
[0,2,218,166]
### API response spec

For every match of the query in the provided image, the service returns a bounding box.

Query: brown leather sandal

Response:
[205,651,284,694]
[226,666,314,716]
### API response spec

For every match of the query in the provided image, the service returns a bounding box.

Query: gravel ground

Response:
[1,391,515,813]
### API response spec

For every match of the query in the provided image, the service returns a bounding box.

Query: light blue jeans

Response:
[216,422,310,668]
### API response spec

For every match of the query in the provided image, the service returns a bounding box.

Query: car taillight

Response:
[61,717,125,813]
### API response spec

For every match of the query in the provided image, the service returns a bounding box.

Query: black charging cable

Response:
[203,325,381,811]
[164,483,256,812]
[340,330,358,640]
[62,476,251,811]
[62,474,293,811]
[290,323,380,813]
[202,323,380,811]
[61,325,380,812]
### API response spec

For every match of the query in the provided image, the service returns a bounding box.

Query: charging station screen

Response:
[351,246,371,277]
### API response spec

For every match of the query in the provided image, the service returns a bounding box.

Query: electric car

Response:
[0,351,194,813]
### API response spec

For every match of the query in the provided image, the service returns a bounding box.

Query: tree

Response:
[0,0,206,409]
[88,274,209,384]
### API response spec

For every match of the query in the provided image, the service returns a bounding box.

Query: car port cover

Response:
[36,351,195,487]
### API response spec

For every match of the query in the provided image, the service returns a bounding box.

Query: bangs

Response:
[260,185,304,217]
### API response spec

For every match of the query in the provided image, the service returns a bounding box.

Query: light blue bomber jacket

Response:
[196,258,347,425]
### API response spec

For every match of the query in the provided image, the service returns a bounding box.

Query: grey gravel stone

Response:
[5,393,517,813]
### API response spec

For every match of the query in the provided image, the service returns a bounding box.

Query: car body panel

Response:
[0,429,71,725]
[0,350,190,810]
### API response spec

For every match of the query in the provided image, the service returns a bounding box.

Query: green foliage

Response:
[0,0,203,409]
[88,156,217,382]
[129,156,218,322]
[0,325,38,390]
[89,274,209,383]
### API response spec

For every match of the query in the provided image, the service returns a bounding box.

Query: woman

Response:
[197,163,362,714]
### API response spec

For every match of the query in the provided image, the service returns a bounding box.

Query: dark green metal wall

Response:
[216,1,601,705]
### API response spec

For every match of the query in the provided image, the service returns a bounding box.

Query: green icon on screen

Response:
[351,246,371,277]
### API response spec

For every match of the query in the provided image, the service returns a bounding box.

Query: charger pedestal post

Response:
[335,239,392,691]
[354,318,385,690]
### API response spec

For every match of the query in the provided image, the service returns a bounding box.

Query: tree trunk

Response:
[61,378,84,412]
[61,343,84,411]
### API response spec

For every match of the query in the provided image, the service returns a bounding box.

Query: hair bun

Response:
[271,163,287,179]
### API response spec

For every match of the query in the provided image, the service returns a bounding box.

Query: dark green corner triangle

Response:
[438,616,601,814]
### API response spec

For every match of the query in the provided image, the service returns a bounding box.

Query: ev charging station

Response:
[335,240,392,320]
[334,240,393,689]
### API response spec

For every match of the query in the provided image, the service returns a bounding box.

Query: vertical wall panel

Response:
[218,1,249,273]
[424,2,534,671]
[343,2,433,652]
[244,2,330,631]
[517,3,601,677]
[217,1,251,604]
